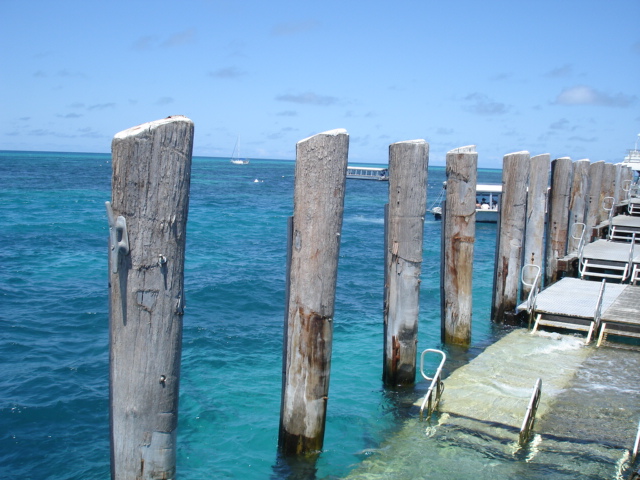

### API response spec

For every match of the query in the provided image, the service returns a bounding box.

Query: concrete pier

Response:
[344,330,640,479]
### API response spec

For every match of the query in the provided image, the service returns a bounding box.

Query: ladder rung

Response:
[583,272,626,279]
[536,319,592,332]
[583,263,627,271]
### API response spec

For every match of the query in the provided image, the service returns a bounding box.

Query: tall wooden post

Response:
[383,140,428,386]
[279,129,349,455]
[521,154,550,300]
[585,160,604,240]
[109,116,194,480]
[601,163,616,221]
[621,166,635,199]
[614,164,625,205]
[545,157,573,285]
[567,159,590,253]
[441,145,477,346]
[491,151,529,323]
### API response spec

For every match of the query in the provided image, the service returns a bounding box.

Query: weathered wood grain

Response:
[585,160,604,240]
[567,159,590,253]
[545,157,573,285]
[383,139,428,386]
[441,145,477,346]
[279,129,349,455]
[491,151,529,323]
[521,154,550,300]
[109,116,194,480]
[600,162,616,223]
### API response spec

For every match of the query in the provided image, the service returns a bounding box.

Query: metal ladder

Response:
[580,232,635,283]
[419,349,446,421]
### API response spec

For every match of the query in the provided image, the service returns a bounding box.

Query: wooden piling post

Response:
[585,160,604,240]
[109,116,194,480]
[491,151,529,323]
[567,159,590,253]
[544,157,573,285]
[601,163,616,221]
[441,145,477,346]
[521,154,550,300]
[278,129,349,455]
[383,140,428,386]
[614,164,626,206]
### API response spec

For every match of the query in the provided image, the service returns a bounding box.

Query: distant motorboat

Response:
[230,136,250,164]
[474,184,501,223]
[429,182,502,223]
[346,165,389,180]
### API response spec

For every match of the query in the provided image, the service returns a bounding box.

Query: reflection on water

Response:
[344,331,640,479]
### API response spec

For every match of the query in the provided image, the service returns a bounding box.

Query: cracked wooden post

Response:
[567,159,590,253]
[383,139,428,386]
[585,160,604,241]
[278,129,348,455]
[441,145,477,346]
[521,154,550,300]
[614,164,627,206]
[545,157,573,285]
[108,116,193,480]
[491,151,529,323]
[601,162,616,224]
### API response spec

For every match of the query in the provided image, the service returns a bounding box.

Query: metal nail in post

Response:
[105,201,130,273]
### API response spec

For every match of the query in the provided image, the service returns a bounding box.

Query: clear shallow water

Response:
[1,151,508,479]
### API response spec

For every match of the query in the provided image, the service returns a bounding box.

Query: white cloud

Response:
[554,85,636,107]
[87,102,116,111]
[463,93,509,115]
[276,92,339,106]
[161,29,197,48]
[545,64,573,78]
[209,67,246,79]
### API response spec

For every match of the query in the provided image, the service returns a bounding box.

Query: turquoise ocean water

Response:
[1,150,507,479]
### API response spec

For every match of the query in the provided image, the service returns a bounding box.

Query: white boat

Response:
[475,184,501,223]
[230,136,249,164]
[620,133,640,172]
[346,165,388,180]
[430,182,501,223]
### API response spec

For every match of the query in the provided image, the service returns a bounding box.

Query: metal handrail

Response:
[519,378,542,446]
[603,196,615,240]
[521,264,541,328]
[632,418,640,462]
[593,279,607,336]
[419,349,446,420]
[571,222,587,270]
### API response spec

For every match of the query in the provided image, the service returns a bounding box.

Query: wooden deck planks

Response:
[611,215,640,229]
[601,285,640,326]
[519,277,626,318]
[582,239,637,263]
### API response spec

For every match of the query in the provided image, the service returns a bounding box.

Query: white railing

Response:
[519,378,542,446]
[603,196,616,240]
[571,222,587,271]
[632,418,640,463]
[419,349,446,421]
[521,264,541,329]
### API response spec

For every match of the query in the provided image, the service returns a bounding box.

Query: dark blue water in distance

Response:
[0,151,508,479]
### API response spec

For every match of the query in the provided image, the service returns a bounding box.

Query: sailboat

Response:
[229,136,250,164]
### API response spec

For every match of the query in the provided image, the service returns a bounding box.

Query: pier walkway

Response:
[517,277,640,345]
[609,214,640,241]
[344,330,640,479]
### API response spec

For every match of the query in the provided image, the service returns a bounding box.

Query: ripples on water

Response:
[0,151,513,479]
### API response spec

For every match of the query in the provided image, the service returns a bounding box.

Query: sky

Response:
[1,0,639,168]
